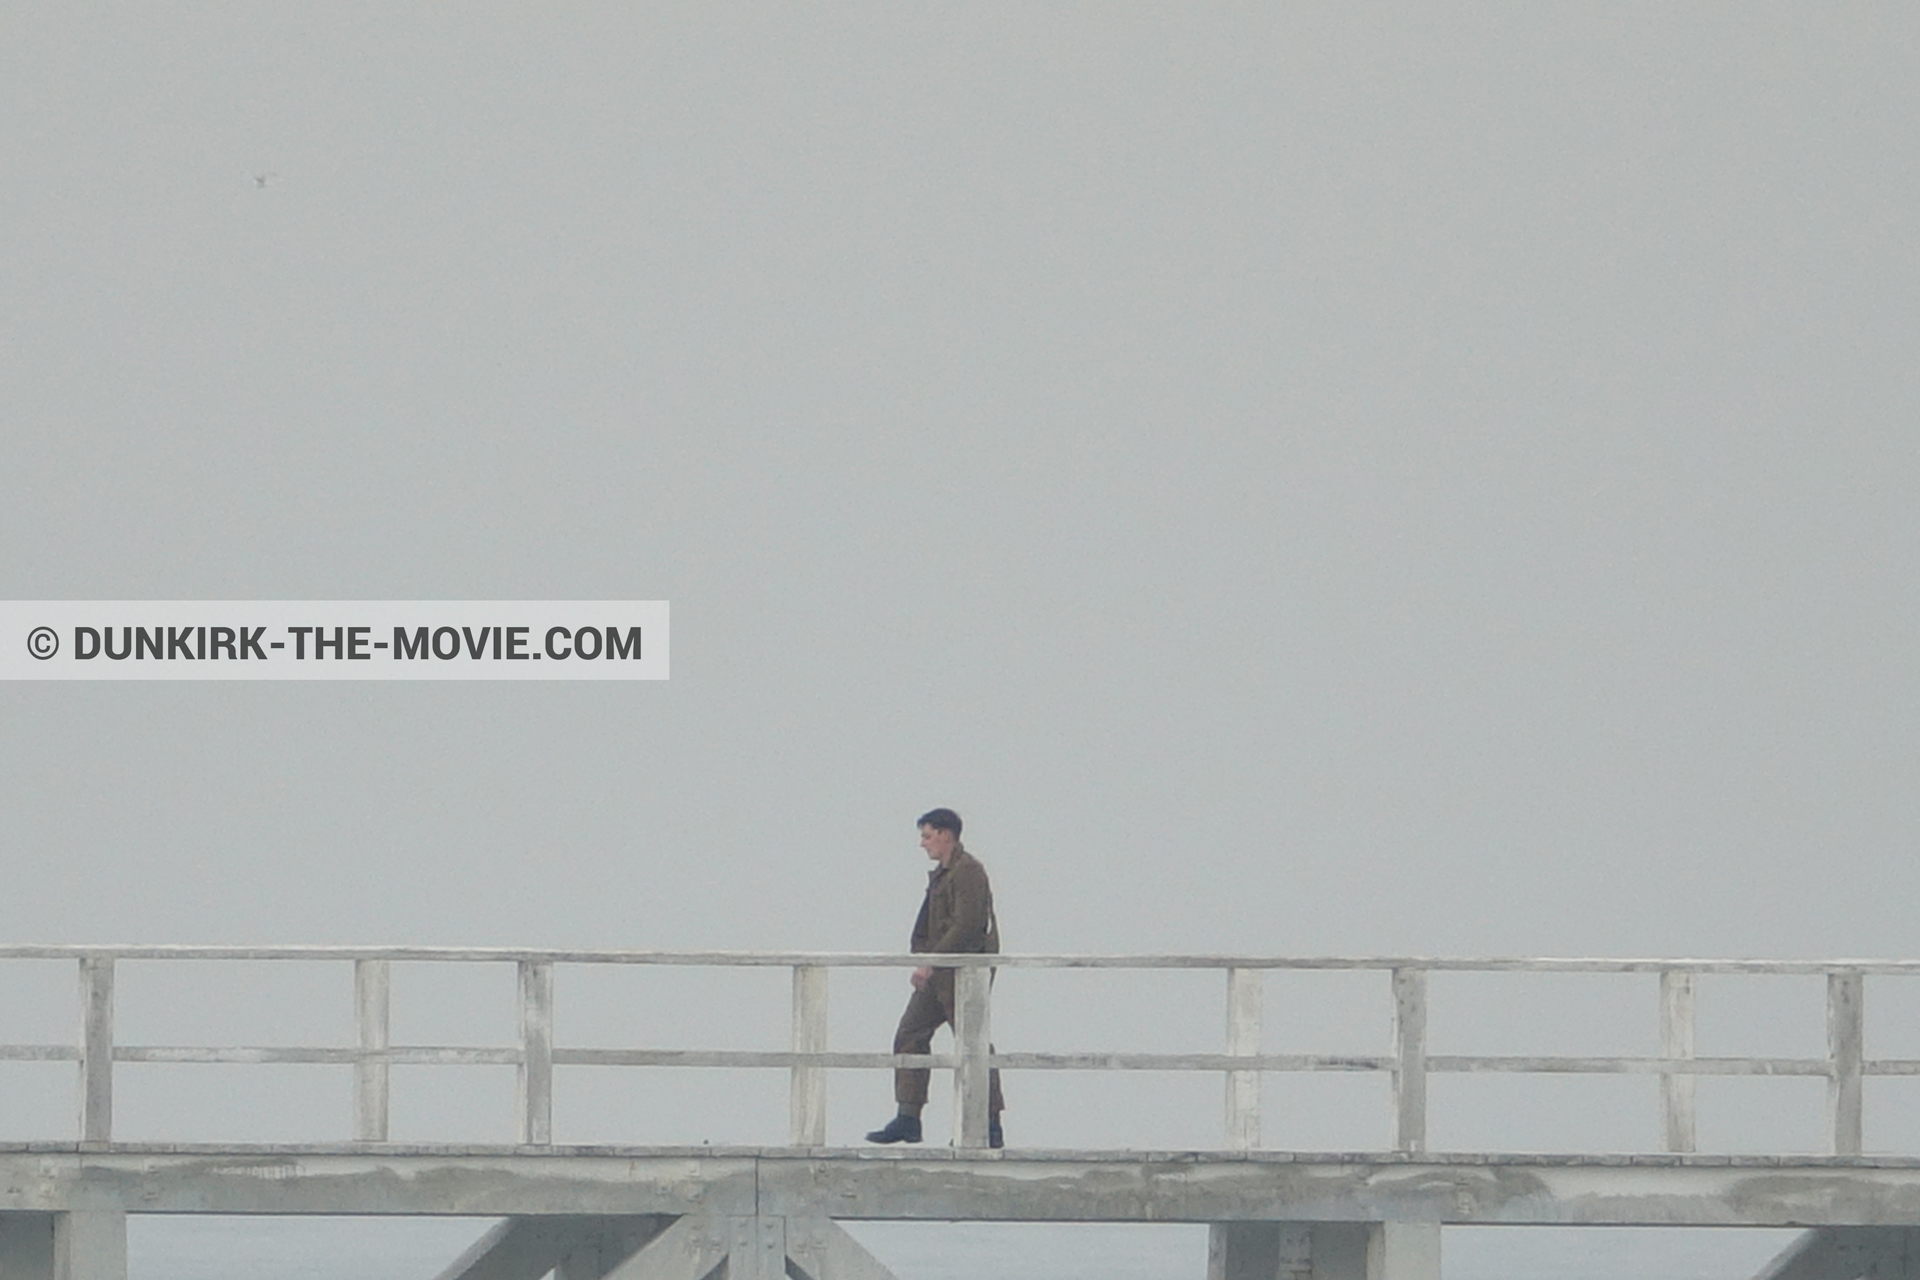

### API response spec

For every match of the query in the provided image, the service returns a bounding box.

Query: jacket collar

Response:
[928,842,969,879]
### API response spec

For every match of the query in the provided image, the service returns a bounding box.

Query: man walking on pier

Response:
[866,807,1006,1148]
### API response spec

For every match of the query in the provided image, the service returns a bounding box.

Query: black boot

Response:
[865,1114,923,1144]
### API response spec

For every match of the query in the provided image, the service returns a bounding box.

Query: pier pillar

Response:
[53,1210,125,1280]
[1367,1223,1440,1280]
[1209,1222,1435,1280]
[726,1214,785,1280]
[1208,1222,1367,1279]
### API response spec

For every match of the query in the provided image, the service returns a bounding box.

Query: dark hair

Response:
[917,808,962,836]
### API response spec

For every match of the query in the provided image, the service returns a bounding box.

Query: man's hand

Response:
[911,966,932,990]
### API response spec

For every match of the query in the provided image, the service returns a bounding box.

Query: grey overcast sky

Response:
[3,4,1918,966]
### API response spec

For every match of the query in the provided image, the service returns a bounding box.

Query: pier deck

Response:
[8,1143,1920,1224]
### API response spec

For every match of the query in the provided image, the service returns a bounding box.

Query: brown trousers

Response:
[892,969,1005,1113]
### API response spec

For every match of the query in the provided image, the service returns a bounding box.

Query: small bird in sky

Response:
[252,172,279,189]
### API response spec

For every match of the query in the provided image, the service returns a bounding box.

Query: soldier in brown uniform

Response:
[865,808,1005,1147]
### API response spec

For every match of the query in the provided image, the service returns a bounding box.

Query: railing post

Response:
[1828,969,1864,1155]
[955,964,992,1149]
[78,956,114,1146]
[1391,967,1427,1153]
[790,965,828,1146]
[1659,969,1696,1153]
[518,960,554,1146]
[354,959,391,1142]
[1225,967,1262,1150]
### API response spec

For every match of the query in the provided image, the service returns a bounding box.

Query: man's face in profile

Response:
[919,823,957,864]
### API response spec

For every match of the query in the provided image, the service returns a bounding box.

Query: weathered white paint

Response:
[10,947,1920,1156]
[562,1048,952,1070]
[51,1042,1880,1075]
[0,1047,77,1062]
[76,961,112,1148]
[354,958,390,1143]
[1828,971,1865,1157]
[518,960,554,1147]
[1391,969,1426,1154]
[1660,969,1696,1154]
[954,966,992,1149]
[113,1045,524,1066]
[1225,968,1261,1152]
[18,945,1920,974]
[791,966,828,1147]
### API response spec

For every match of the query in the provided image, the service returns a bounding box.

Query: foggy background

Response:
[2,4,1916,1276]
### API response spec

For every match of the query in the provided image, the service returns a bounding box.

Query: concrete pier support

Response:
[784,1218,901,1280]
[1208,1222,1436,1280]
[555,1221,672,1280]
[1367,1223,1441,1280]
[723,1215,785,1280]
[597,1216,897,1280]
[433,1217,669,1280]
[53,1210,126,1280]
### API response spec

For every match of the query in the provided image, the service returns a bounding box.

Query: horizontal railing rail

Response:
[0,948,1903,1154]
[7,945,1920,971]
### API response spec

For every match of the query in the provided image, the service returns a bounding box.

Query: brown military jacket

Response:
[910,845,1000,956]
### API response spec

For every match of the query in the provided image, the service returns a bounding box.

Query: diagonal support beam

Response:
[433,1216,669,1280]
[555,1220,677,1280]
[595,1216,900,1280]
[604,1215,731,1280]
[785,1219,903,1280]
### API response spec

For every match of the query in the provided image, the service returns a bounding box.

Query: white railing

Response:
[2,947,1915,1153]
